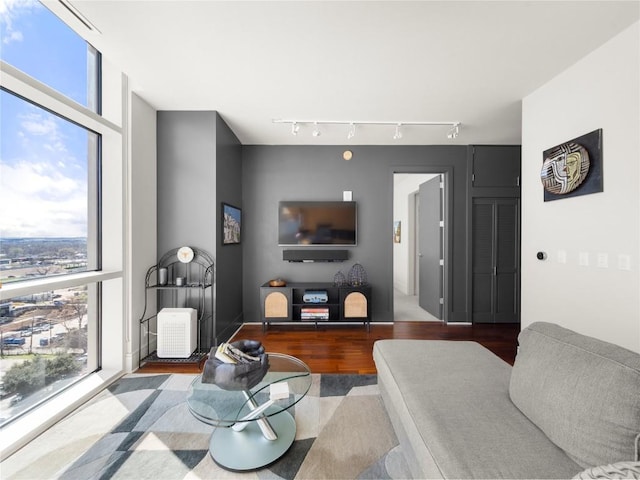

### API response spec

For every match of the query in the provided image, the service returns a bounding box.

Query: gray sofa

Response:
[373,322,640,479]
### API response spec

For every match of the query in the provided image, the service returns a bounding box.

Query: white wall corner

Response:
[521,22,640,353]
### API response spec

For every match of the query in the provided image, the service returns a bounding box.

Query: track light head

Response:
[393,123,403,140]
[273,119,461,140]
[447,123,460,139]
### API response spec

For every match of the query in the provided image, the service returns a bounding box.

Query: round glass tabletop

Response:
[187,352,312,427]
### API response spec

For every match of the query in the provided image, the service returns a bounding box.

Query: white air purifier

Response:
[157,308,197,358]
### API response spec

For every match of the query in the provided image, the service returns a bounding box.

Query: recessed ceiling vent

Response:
[58,0,101,33]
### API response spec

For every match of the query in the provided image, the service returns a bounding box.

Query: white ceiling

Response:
[62,1,639,145]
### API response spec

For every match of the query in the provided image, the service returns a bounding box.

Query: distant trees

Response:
[62,295,88,353]
[2,353,81,395]
[6,247,24,258]
[0,238,87,259]
[68,294,88,330]
[57,247,77,258]
[35,266,54,276]
[63,329,87,353]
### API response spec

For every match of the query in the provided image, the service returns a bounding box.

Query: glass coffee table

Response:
[187,353,312,471]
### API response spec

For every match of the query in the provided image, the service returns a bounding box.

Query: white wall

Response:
[521,22,640,353]
[393,174,438,294]
[126,92,157,371]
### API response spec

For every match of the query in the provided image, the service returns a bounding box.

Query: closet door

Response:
[472,198,520,323]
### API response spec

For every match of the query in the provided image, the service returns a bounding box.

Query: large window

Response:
[0,0,120,433]
[0,90,100,281]
[0,0,100,112]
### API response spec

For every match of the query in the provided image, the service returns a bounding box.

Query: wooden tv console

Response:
[259,282,372,330]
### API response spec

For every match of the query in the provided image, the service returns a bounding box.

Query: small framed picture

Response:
[393,221,401,243]
[222,203,241,245]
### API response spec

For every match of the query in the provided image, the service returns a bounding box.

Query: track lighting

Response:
[273,119,462,140]
[393,123,403,140]
[347,123,356,140]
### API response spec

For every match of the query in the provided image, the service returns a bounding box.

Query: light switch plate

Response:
[597,253,608,268]
[557,250,567,264]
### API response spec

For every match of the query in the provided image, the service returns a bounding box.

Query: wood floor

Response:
[138,321,521,375]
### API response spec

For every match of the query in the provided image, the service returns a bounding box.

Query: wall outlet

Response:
[618,254,631,271]
[557,250,567,264]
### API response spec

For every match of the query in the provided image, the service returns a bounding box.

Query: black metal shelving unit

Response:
[138,247,214,368]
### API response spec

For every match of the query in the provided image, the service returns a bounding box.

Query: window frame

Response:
[0,27,125,459]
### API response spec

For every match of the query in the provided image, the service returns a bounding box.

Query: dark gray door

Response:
[418,176,443,319]
[472,198,520,323]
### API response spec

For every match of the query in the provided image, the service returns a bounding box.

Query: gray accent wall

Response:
[157,111,242,348]
[242,146,470,323]
[157,111,217,255]
[157,115,517,329]
[215,115,243,340]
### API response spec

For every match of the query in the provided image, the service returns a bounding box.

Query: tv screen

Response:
[278,201,357,246]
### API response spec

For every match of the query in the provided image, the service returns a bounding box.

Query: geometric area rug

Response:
[1,373,412,479]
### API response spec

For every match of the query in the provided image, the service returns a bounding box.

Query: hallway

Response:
[394,289,442,322]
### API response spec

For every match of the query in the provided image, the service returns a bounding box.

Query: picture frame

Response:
[393,221,401,243]
[222,202,242,245]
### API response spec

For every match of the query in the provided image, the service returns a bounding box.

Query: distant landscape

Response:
[0,237,88,284]
[1,237,91,420]
[1,237,87,259]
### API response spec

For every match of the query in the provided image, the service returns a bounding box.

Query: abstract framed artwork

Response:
[222,202,241,245]
[541,129,603,202]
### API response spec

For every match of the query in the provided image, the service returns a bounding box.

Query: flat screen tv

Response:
[278,201,357,246]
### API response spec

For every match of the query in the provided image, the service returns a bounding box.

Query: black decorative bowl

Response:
[201,340,269,391]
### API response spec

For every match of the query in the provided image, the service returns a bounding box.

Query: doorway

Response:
[393,173,447,322]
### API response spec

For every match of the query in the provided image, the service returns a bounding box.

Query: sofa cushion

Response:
[374,339,581,479]
[509,322,640,468]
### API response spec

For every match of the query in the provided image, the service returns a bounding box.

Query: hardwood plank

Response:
[137,321,520,374]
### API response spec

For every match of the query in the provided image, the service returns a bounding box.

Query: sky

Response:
[0,0,93,239]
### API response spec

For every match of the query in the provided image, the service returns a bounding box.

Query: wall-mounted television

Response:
[278,201,357,246]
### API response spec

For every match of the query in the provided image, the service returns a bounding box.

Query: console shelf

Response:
[260,282,371,330]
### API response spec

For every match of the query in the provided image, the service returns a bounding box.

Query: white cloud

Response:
[0,160,87,238]
[3,30,22,44]
[21,115,57,136]
[19,112,73,161]
[0,0,39,45]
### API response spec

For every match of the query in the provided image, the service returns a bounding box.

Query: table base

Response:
[209,408,296,471]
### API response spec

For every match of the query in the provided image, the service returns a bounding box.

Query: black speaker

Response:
[283,249,349,262]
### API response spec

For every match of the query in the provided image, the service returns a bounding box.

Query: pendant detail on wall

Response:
[541,142,589,195]
[541,129,603,202]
